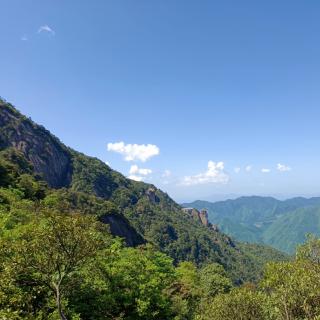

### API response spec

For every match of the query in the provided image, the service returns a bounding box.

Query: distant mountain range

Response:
[182,196,320,253]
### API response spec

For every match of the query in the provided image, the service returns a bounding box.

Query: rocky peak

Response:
[199,209,209,227]
[182,207,220,232]
[146,187,160,204]
[0,102,72,188]
[182,207,209,227]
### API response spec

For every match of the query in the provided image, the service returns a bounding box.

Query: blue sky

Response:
[1,0,320,202]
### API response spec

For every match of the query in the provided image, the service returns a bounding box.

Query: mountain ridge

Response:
[183,196,320,253]
[0,98,287,282]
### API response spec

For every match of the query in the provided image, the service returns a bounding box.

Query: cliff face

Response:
[182,207,209,227]
[0,103,72,188]
[199,209,209,227]
[100,213,145,246]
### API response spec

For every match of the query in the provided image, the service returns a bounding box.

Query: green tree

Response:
[0,211,109,320]
[70,243,176,320]
[16,173,47,200]
[296,233,320,264]
[170,261,200,320]
[198,263,232,298]
[196,287,273,320]
[261,236,320,320]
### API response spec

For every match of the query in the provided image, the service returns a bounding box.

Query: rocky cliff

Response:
[182,207,210,227]
[100,213,145,246]
[0,102,72,188]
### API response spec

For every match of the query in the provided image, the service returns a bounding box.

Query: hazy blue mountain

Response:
[183,196,320,253]
[262,206,320,253]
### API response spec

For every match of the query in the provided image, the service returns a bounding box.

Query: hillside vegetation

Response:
[0,98,301,319]
[0,98,287,281]
[0,144,318,320]
[0,172,318,319]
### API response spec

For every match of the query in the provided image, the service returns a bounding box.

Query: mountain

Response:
[183,196,320,253]
[262,206,320,253]
[0,98,289,282]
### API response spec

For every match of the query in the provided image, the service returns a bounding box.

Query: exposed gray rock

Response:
[199,209,209,227]
[100,213,145,246]
[0,103,72,188]
[146,187,160,203]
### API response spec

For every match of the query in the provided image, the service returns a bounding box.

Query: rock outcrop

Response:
[182,207,210,228]
[0,102,72,188]
[146,187,160,204]
[99,213,145,246]
[182,207,221,233]
[199,209,209,227]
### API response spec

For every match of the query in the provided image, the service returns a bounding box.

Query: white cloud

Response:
[21,35,28,41]
[128,175,143,182]
[161,170,172,185]
[181,161,229,186]
[128,165,152,182]
[261,168,271,173]
[139,168,152,175]
[107,142,160,162]
[129,165,138,174]
[234,167,241,174]
[38,25,55,36]
[245,165,252,172]
[162,170,171,177]
[129,165,152,176]
[277,163,291,172]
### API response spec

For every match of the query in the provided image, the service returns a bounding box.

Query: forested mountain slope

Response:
[184,196,320,253]
[0,98,287,282]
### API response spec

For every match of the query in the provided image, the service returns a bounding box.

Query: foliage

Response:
[0,101,289,284]
[0,209,109,319]
[2,99,311,320]
[262,260,320,319]
[196,287,274,320]
[198,263,232,298]
[197,235,320,320]
[70,244,176,320]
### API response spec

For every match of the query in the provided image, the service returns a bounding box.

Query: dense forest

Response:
[1,99,320,319]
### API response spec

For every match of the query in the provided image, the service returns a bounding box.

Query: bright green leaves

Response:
[0,211,110,319]
[197,287,274,320]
